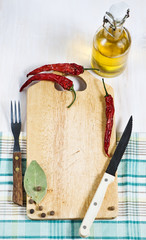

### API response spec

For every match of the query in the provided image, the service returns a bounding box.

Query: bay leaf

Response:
[24,160,47,204]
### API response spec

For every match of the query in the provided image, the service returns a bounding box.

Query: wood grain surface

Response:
[13,152,23,206]
[26,71,118,220]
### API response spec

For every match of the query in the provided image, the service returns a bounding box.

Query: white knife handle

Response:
[79,172,115,238]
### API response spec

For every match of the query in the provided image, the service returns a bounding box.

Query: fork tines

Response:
[11,101,21,124]
[11,101,21,152]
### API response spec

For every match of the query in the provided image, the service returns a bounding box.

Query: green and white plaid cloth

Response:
[0,132,146,240]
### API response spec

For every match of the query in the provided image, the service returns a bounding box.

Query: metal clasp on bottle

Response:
[103,9,130,37]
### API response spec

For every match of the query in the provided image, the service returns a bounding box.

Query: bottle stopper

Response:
[103,1,130,34]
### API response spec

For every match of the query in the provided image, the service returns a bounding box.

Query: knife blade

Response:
[79,116,133,238]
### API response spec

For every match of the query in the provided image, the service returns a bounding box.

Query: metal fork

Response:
[11,101,23,206]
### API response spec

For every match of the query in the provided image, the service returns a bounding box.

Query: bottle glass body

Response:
[91,26,131,77]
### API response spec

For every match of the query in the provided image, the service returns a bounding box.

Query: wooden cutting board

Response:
[26,71,118,220]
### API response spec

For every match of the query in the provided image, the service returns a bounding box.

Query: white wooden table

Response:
[0,0,145,132]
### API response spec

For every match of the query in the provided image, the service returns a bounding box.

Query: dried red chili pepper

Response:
[102,78,115,157]
[20,73,76,108]
[27,63,99,77]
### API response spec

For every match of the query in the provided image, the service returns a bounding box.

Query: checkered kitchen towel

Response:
[0,132,146,239]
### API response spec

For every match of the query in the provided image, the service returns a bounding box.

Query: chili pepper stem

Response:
[67,86,76,108]
[102,78,109,97]
[84,68,99,71]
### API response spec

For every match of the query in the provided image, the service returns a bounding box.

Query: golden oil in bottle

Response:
[91,2,131,77]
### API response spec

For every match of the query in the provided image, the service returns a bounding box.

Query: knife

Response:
[79,116,133,238]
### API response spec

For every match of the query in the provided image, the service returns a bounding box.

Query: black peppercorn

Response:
[29,199,34,204]
[36,186,42,191]
[30,209,34,214]
[50,210,55,216]
[41,213,46,218]
[39,206,43,211]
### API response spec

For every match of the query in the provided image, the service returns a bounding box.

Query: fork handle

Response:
[13,152,23,206]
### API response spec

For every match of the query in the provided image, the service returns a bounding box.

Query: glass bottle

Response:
[91,2,131,78]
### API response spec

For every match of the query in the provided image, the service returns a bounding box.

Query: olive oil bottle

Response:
[91,2,131,77]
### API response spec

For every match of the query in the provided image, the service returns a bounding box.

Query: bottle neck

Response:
[103,9,129,40]
[104,23,124,40]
